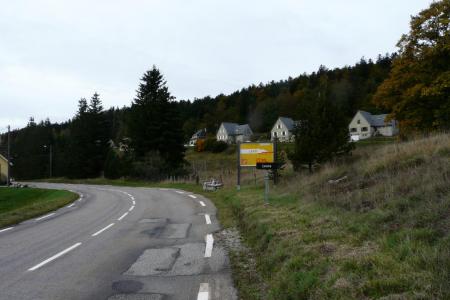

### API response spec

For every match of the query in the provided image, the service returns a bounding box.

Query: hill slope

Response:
[202,134,450,299]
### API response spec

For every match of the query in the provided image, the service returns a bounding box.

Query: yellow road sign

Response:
[239,143,274,167]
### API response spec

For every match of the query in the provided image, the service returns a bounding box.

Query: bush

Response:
[204,138,228,153]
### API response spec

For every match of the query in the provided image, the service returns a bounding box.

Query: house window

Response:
[357,120,360,124]
[282,131,286,136]
[273,132,277,137]
[350,128,357,132]
[277,124,281,129]
[361,127,368,132]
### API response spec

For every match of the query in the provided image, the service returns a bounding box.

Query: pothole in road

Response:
[139,218,167,224]
[141,223,191,239]
[108,293,164,300]
[125,243,228,277]
[112,280,143,294]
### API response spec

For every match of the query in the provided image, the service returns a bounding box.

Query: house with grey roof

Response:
[189,128,207,146]
[216,122,253,144]
[348,110,398,141]
[271,117,299,142]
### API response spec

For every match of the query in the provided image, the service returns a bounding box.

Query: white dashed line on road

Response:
[129,206,135,212]
[118,212,128,221]
[132,200,136,205]
[188,195,197,199]
[197,283,209,300]
[175,191,185,194]
[199,201,206,207]
[91,223,115,237]
[204,214,212,225]
[68,203,75,208]
[0,227,13,233]
[204,234,214,257]
[28,242,82,271]
[35,213,55,221]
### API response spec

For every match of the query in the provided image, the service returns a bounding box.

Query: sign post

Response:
[264,171,269,205]
[237,143,275,200]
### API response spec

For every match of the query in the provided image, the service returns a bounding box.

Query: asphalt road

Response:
[0,183,237,300]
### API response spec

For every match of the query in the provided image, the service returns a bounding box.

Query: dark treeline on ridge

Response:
[1,55,394,180]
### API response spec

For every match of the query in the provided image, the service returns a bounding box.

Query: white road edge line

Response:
[175,191,185,194]
[129,206,135,212]
[118,212,128,221]
[159,188,168,191]
[0,227,13,233]
[132,200,136,205]
[91,223,115,237]
[199,201,206,207]
[36,213,55,221]
[189,195,197,199]
[204,234,214,257]
[68,203,75,208]
[197,283,209,300]
[204,214,212,225]
[28,242,82,271]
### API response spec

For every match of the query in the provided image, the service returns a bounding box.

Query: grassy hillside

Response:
[0,188,78,228]
[195,133,450,299]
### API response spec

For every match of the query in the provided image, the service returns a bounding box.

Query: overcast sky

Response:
[0,0,433,132]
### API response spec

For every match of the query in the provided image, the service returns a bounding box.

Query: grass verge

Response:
[0,187,78,228]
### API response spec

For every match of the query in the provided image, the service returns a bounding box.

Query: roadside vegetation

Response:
[0,188,78,228]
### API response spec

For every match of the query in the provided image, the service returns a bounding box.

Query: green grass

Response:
[0,188,78,228]
[33,134,450,299]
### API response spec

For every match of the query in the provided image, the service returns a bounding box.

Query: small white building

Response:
[349,110,398,141]
[216,122,253,144]
[189,128,207,147]
[271,117,298,142]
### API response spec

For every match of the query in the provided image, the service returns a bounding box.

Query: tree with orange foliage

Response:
[373,0,450,133]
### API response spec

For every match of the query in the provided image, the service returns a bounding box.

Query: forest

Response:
[0,55,393,180]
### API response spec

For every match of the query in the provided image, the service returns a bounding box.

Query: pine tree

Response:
[127,66,185,173]
[289,78,352,172]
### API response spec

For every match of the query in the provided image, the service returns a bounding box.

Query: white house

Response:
[189,128,207,146]
[349,110,398,141]
[216,122,253,144]
[271,117,298,142]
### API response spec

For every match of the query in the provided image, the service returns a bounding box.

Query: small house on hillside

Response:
[216,122,253,144]
[271,117,298,142]
[0,154,10,185]
[189,128,207,147]
[349,110,398,141]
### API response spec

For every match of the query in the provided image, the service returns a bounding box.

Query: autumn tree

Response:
[373,0,450,132]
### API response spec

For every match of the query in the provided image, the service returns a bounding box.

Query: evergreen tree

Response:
[127,66,185,172]
[289,79,352,172]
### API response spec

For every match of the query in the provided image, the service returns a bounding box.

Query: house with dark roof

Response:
[348,110,398,141]
[189,128,207,147]
[271,117,299,142]
[216,122,253,144]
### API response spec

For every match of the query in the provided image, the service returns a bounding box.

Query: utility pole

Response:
[49,144,53,178]
[7,125,10,186]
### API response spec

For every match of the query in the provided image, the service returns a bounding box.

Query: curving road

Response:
[0,183,237,300]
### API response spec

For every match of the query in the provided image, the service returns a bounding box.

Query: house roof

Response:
[219,122,252,135]
[278,117,295,130]
[0,153,8,162]
[236,124,252,135]
[358,110,394,127]
[191,128,207,139]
